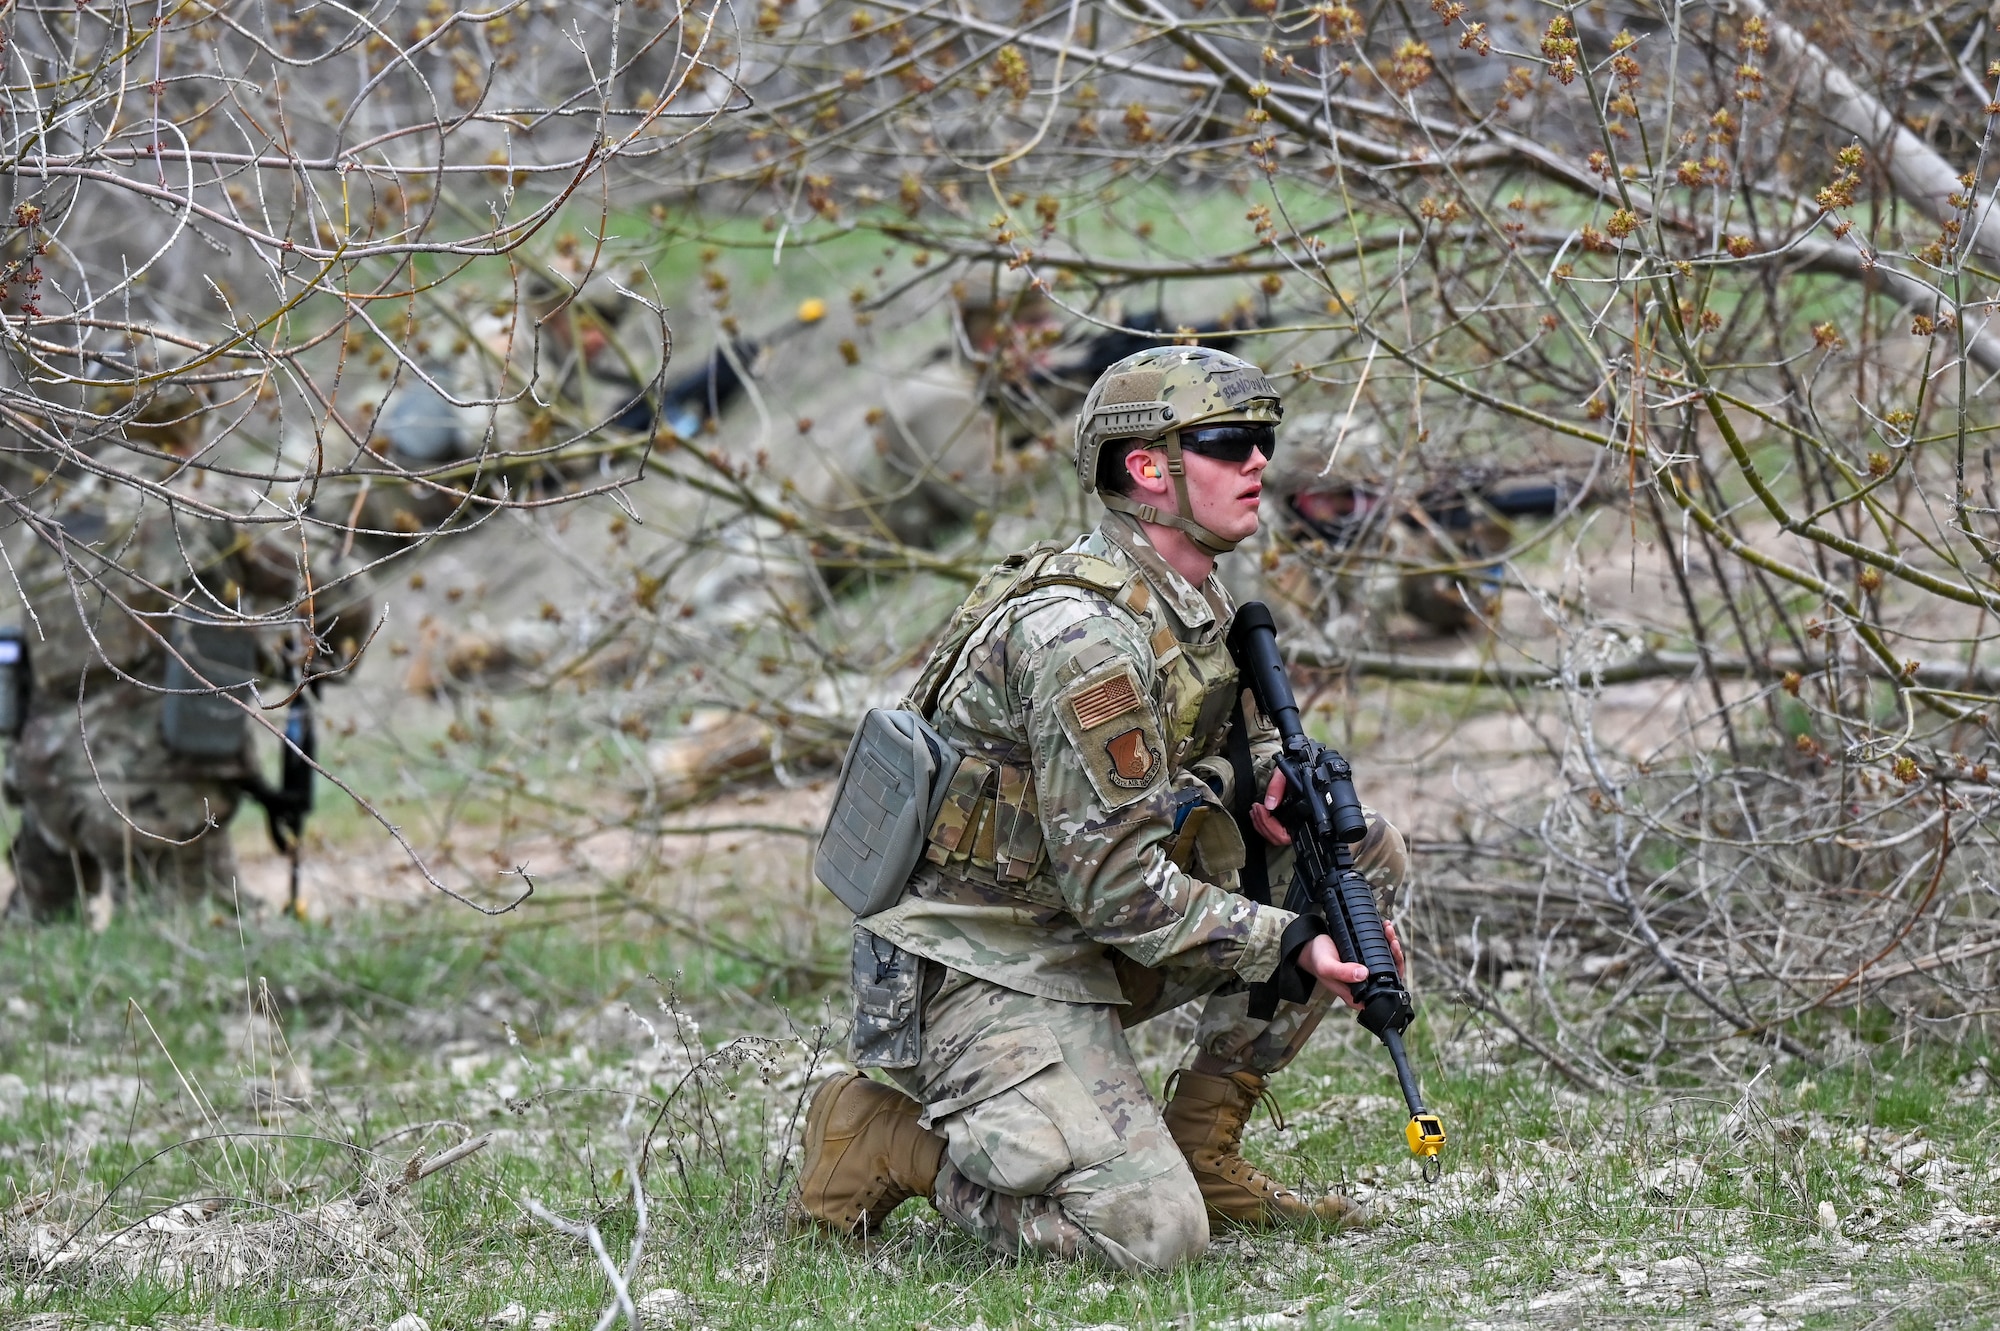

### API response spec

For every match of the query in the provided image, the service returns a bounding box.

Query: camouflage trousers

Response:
[5,692,244,919]
[880,814,1406,1270]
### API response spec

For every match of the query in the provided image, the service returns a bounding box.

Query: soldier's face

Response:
[1131,440,1270,544]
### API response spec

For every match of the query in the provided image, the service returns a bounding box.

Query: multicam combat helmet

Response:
[1074,345,1284,554]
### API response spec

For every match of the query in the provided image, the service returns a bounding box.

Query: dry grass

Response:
[3,878,1998,1331]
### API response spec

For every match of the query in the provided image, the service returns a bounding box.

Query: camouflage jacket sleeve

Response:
[1010,598,1296,984]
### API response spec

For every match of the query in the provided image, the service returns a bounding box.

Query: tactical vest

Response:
[904,542,1243,894]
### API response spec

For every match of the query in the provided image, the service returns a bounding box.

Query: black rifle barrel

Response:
[1225,605,1306,769]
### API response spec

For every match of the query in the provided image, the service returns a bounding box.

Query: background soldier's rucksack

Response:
[160,618,259,758]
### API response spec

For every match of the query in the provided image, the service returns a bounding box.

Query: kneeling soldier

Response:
[796,347,1408,1269]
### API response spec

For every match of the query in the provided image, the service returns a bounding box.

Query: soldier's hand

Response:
[1300,934,1368,1009]
[1300,925,1408,1009]
[1249,769,1292,846]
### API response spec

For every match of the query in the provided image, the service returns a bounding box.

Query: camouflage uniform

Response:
[3,478,370,918]
[854,511,1406,1268]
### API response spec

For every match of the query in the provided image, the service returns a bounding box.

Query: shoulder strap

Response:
[904,544,1156,720]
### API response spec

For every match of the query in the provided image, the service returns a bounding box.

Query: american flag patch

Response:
[1071,671,1141,730]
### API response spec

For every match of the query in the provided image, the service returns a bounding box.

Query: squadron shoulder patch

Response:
[1104,728,1160,786]
[1057,659,1166,810]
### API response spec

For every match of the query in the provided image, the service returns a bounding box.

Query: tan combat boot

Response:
[1161,1069,1370,1230]
[794,1072,946,1235]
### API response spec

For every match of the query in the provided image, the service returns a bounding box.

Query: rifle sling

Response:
[1224,691,1271,908]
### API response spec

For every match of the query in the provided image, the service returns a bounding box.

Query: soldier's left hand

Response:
[1301,921,1408,1010]
[1249,769,1291,846]
[1300,934,1365,1006]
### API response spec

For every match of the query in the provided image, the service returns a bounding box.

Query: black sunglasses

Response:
[1175,423,1277,464]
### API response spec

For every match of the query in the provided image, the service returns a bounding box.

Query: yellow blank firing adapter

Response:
[797,297,828,324]
[1406,1113,1447,1159]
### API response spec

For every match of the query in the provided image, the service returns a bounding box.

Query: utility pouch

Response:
[160,619,259,758]
[0,626,29,739]
[814,707,962,917]
[850,927,924,1069]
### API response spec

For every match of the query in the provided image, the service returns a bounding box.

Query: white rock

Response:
[1887,1139,1932,1171]
[1638,1158,1703,1197]
[1817,1200,1840,1237]
[484,1303,529,1328]
[636,1288,690,1327]
[1773,1283,1857,1312]
[385,1317,432,1331]
[1527,1277,1605,1310]
[451,1053,494,1083]
[1651,1255,1704,1285]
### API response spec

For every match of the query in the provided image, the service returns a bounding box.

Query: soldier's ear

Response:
[1125,447,1167,491]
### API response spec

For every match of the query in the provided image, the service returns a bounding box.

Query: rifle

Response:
[1037,311,1247,391]
[1226,602,1447,1169]
[243,690,316,918]
[650,344,752,438]
[642,299,831,438]
[1289,480,1573,549]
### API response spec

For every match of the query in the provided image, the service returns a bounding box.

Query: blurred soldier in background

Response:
[383,272,830,697]
[354,264,671,547]
[1252,432,1571,638]
[2,351,374,921]
[359,264,826,557]
[517,265,670,441]
[808,277,1072,581]
[808,281,1264,586]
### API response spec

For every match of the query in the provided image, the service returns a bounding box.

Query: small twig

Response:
[1453,979,1610,1094]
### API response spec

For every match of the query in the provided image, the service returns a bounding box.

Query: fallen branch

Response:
[1292,646,2000,696]
[414,1133,493,1183]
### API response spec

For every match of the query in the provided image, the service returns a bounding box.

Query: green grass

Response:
[4,898,1999,1330]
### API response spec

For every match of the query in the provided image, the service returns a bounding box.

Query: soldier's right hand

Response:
[1249,768,1291,846]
